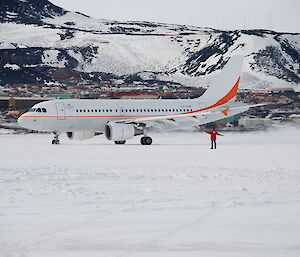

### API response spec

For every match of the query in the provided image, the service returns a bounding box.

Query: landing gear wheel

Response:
[52,132,60,145]
[141,136,152,145]
[114,140,126,144]
[52,139,60,144]
[145,137,152,145]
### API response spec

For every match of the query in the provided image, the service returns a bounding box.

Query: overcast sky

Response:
[51,0,299,33]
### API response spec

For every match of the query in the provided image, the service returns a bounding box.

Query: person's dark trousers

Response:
[211,140,216,149]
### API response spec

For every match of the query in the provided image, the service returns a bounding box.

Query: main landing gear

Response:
[52,132,60,145]
[140,136,152,145]
[114,140,126,144]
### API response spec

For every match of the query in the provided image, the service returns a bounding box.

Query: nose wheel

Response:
[52,132,60,145]
[141,136,152,145]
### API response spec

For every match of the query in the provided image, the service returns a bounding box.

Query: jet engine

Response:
[105,123,140,141]
[67,131,95,140]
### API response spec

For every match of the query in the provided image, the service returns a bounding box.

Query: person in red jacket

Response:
[205,128,224,149]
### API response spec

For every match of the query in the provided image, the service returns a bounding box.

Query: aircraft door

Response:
[56,103,66,120]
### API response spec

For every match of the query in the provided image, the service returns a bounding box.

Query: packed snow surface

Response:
[1,126,300,257]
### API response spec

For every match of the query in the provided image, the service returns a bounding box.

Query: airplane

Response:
[18,56,264,145]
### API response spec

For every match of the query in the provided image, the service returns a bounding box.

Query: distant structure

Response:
[8,97,16,110]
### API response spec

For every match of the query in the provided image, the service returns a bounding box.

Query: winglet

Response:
[221,108,230,116]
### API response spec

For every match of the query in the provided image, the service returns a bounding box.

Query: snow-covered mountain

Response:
[0,0,299,89]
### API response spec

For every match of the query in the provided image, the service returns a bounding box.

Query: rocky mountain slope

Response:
[0,0,299,89]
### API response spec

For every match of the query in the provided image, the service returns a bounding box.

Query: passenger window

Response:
[83,110,86,112]
[115,109,118,112]
[144,109,146,112]
[36,108,41,112]
[91,109,93,112]
[129,109,131,112]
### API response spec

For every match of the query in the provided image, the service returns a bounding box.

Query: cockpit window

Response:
[42,108,47,113]
[29,108,36,112]
[36,108,41,112]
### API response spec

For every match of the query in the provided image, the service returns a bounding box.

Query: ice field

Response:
[1,126,300,257]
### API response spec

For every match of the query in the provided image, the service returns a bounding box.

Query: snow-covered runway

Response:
[1,127,300,257]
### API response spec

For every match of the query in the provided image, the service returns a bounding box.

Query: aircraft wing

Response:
[113,103,267,130]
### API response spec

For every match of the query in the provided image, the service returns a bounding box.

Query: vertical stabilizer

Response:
[200,56,244,106]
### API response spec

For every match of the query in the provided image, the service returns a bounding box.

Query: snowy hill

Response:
[0,0,299,89]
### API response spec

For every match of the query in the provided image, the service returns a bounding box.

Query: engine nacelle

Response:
[105,123,135,141]
[67,131,95,141]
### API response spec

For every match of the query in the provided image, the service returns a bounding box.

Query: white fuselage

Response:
[17,56,248,144]
[18,98,244,134]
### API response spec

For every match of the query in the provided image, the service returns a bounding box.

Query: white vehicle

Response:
[18,56,262,145]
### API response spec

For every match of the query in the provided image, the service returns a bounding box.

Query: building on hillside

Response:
[45,93,74,99]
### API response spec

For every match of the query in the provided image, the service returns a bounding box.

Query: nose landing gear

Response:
[52,132,60,145]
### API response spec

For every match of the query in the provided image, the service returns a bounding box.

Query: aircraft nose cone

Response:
[18,115,29,129]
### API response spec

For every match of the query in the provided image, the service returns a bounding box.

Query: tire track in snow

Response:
[2,203,139,257]
[116,203,218,257]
